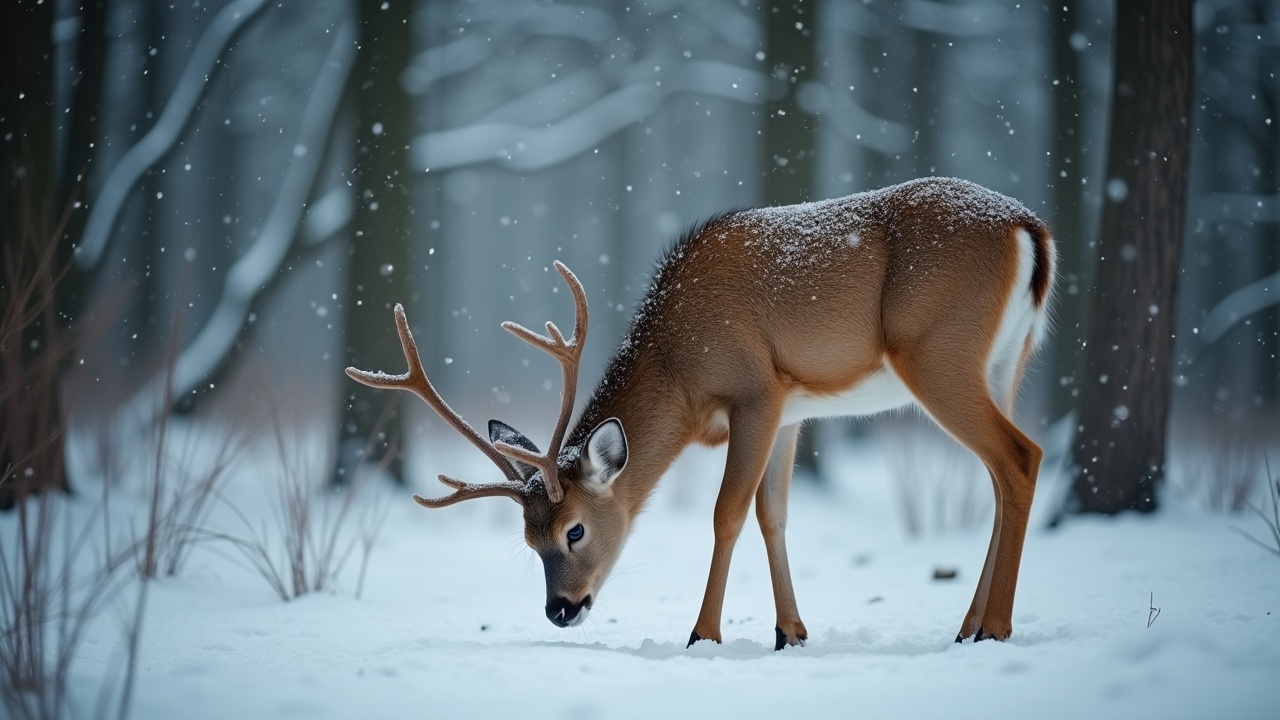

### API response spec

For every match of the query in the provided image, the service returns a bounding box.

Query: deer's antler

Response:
[345,260,590,506]
[345,303,527,506]
[493,261,589,503]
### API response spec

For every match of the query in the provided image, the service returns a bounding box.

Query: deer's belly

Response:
[779,366,914,426]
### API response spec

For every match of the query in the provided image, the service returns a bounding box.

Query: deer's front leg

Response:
[688,405,779,647]
[756,423,807,650]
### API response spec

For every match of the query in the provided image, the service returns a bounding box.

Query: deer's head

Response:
[346,261,629,628]
[487,416,628,625]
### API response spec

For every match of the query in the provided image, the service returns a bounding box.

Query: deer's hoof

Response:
[974,625,1012,642]
[774,626,808,651]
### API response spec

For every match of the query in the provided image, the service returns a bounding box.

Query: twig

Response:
[1230,454,1280,558]
[1147,592,1161,628]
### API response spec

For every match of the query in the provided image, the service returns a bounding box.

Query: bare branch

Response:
[1199,269,1280,346]
[115,19,357,429]
[76,0,272,270]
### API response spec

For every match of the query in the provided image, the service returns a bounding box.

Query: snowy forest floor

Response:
[18,428,1280,719]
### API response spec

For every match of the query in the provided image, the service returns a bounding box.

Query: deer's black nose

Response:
[546,595,589,627]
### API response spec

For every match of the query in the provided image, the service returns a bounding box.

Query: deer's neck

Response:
[570,344,690,516]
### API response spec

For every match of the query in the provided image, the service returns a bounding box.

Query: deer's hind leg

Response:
[888,349,1041,642]
[755,422,807,650]
[953,337,1031,640]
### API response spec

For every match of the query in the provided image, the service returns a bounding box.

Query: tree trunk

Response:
[910,25,940,178]
[58,1,105,324]
[1046,0,1091,421]
[57,1,106,215]
[337,0,414,485]
[763,0,815,205]
[0,0,70,508]
[1069,0,1193,514]
[1244,0,1278,409]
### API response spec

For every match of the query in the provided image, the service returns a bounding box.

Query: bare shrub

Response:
[154,428,248,578]
[0,195,145,719]
[0,465,145,720]
[880,415,991,537]
[1233,456,1280,558]
[200,385,390,602]
[1,198,74,507]
[1174,417,1273,513]
[125,396,254,581]
[66,269,253,584]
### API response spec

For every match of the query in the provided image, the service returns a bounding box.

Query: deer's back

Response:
[642,177,1043,410]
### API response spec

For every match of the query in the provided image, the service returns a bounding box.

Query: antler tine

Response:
[496,261,589,503]
[411,474,527,508]
[491,439,556,485]
[549,260,589,440]
[345,303,527,501]
[544,320,567,346]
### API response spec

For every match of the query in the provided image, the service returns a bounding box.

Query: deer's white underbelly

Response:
[780,365,914,426]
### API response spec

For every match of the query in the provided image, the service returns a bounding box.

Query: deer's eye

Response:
[567,523,584,544]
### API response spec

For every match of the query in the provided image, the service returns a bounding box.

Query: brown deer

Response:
[347,177,1055,650]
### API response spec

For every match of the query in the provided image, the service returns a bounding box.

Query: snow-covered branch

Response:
[302,187,354,247]
[401,35,491,96]
[401,3,618,97]
[1190,193,1280,348]
[1192,192,1280,224]
[689,0,763,53]
[901,0,1009,37]
[76,0,272,271]
[411,58,768,172]
[830,0,1009,37]
[517,3,616,44]
[798,82,911,154]
[119,21,357,428]
[1200,270,1280,346]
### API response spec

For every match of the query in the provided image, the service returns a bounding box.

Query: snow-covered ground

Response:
[34,431,1280,718]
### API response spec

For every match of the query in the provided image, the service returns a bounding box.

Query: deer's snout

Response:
[546,595,591,628]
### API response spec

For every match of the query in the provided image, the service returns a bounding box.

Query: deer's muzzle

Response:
[545,594,592,628]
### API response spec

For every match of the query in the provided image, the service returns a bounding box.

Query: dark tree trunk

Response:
[336,0,414,485]
[855,5,893,188]
[54,1,105,353]
[763,0,822,478]
[58,1,106,215]
[1258,158,1280,409]
[1069,0,1193,514]
[1245,0,1279,409]
[0,1,54,239]
[910,26,940,178]
[0,0,70,508]
[763,0,815,205]
[1046,0,1091,421]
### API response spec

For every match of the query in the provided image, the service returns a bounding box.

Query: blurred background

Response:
[2,0,1278,512]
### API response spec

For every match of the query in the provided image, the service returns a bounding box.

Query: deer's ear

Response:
[488,419,540,481]
[582,418,627,491]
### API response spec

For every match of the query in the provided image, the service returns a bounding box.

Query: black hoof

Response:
[687,630,702,648]
[774,627,807,651]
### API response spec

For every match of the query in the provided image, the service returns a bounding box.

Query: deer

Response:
[347,176,1055,650]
